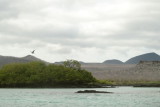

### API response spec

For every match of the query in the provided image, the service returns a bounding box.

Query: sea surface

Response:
[0,87,159,107]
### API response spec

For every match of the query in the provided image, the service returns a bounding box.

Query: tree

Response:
[0,61,96,87]
[63,60,81,71]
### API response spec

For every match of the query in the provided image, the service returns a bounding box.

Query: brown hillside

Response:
[82,62,160,81]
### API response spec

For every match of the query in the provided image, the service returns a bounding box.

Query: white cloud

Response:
[0,0,160,62]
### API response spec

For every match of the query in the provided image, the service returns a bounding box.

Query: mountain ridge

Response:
[0,55,48,67]
[0,52,160,67]
[125,52,160,64]
[22,55,42,61]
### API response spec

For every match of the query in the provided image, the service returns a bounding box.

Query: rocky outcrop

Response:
[76,90,113,93]
[134,61,160,72]
[133,84,160,87]
[139,61,160,65]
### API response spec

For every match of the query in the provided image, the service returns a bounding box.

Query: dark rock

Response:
[133,84,160,87]
[76,90,113,93]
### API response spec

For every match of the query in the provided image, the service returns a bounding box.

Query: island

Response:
[76,90,113,93]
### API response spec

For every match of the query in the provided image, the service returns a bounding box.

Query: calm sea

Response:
[0,87,159,107]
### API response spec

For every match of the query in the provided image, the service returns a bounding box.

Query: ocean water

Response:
[0,87,159,107]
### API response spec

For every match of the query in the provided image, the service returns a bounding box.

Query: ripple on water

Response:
[0,87,159,107]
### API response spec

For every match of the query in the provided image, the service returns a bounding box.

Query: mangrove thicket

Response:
[0,61,96,88]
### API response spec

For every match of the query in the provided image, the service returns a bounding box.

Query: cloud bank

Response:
[0,0,160,62]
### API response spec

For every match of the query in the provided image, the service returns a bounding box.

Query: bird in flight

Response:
[31,50,35,54]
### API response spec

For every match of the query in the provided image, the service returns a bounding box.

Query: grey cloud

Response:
[127,20,160,34]
[0,0,160,62]
[0,34,30,45]
[47,46,72,55]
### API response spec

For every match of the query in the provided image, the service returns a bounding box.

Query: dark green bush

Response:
[0,61,96,87]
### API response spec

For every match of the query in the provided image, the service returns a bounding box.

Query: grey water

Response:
[0,87,159,107]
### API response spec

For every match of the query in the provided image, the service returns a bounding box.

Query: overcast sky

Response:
[0,0,160,63]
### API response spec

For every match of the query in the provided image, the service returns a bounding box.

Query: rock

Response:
[133,84,160,87]
[76,90,113,93]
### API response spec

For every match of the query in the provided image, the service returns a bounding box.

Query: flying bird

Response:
[31,50,35,54]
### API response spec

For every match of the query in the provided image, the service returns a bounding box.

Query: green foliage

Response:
[96,80,115,85]
[112,80,160,86]
[63,59,81,71]
[0,61,96,88]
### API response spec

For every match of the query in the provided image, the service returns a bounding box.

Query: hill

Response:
[103,59,124,64]
[82,61,160,81]
[125,52,160,64]
[22,55,43,62]
[0,55,47,67]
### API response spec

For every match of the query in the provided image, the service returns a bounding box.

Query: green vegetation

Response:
[1,60,158,88]
[0,61,96,88]
[98,80,160,87]
[96,80,116,86]
[63,60,81,71]
[115,81,160,87]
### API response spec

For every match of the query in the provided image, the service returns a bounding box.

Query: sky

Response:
[0,0,160,63]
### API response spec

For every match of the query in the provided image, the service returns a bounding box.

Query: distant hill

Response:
[0,55,47,67]
[103,59,124,64]
[1,52,160,67]
[22,55,42,62]
[125,52,160,64]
